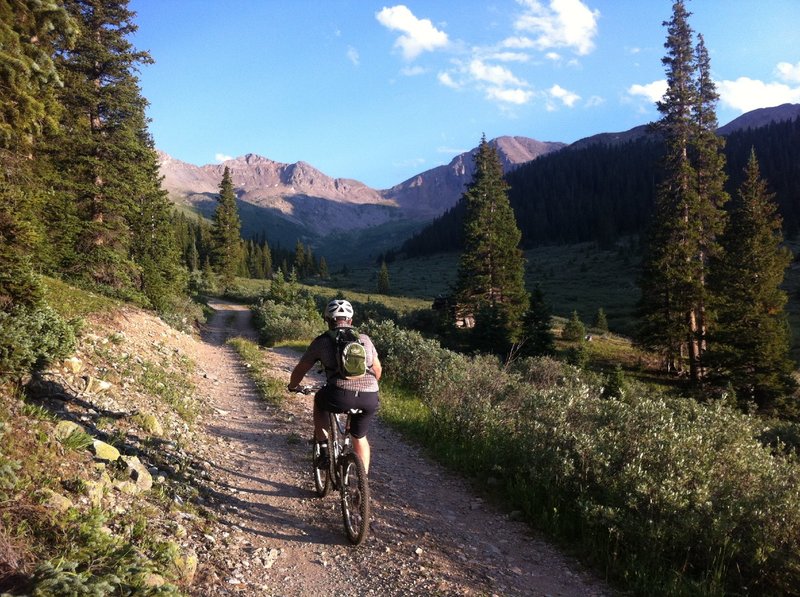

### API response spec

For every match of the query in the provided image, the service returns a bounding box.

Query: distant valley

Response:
[158,104,800,259]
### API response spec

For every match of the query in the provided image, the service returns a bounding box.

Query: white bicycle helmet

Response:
[324,299,354,321]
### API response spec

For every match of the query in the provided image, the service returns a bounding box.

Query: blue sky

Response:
[130,0,800,189]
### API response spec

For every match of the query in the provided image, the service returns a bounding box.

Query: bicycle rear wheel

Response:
[311,439,330,497]
[328,413,341,490]
[340,452,370,545]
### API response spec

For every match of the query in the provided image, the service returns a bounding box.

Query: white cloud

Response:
[545,51,561,61]
[717,77,800,112]
[347,46,360,66]
[469,59,525,87]
[776,61,800,84]
[376,5,448,60]
[501,36,535,49]
[513,0,600,56]
[628,80,667,103]
[438,71,461,89]
[486,86,534,105]
[549,83,580,107]
[215,153,233,163]
[401,65,426,76]
[585,94,604,107]
[490,51,530,63]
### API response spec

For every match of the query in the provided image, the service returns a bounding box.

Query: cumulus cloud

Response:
[469,59,525,87]
[376,5,448,60]
[215,153,233,163]
[628,80,667,103]
[438,71,461,89]
[717,77,800,112]
[401,65,427,76]
[347,46,360,66]
[776,61,800,84]
[486,86,534,105]
[490,51,530,63]
[549,83,580,107]
[513,0,600,56]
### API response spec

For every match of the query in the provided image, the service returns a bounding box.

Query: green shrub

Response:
[251,298,324,346]
[0,304,77,377]
[368,320,800,594]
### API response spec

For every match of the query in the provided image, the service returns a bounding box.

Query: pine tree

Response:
[211,166,242,291]
[455,135,528,348]
[0,1,77,375]
[708,150,797,415]
[318,256,329,280]
[637,1,727,382]
[593,307,609,333]
[519,285,555,357]
[261,241,273,279]
[377,260,390,295]
[562,310,586,342]
[44,0,158,292]
[0,0,73,309]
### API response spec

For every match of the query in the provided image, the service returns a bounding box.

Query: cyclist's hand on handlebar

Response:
[287,384,314,395]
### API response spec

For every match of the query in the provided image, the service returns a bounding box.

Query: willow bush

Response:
[364,321,800,595]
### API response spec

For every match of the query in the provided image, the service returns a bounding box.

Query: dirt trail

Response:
[190,300,611,596]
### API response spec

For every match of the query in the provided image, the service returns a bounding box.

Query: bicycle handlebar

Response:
[287,384,319,395]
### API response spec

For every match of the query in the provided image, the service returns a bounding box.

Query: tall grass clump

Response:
[365,322,800,594]
[228,337,286,404]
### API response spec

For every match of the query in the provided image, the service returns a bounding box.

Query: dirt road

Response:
[190,300,611,596]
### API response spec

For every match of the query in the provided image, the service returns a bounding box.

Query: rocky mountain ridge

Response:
[158,103,800,252]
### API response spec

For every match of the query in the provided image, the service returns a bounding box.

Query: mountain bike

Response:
[292,385,370,545]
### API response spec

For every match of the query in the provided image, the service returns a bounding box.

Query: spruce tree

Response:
[211,166,242,291]
[318,256,329,280]
[519,285,555,357]
[0,1,77,375]
[455,135,528,349]
[377,260,390,295]
[708,150,797,415]
[637,1,727,382]
[45,0,156,292]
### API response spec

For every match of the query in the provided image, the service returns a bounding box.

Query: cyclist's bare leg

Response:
[313,403,328,443]
[353,436,370,474]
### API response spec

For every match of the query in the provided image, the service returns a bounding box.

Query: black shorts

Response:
[314,385,379,439]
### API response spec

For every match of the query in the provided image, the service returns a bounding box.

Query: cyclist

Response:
[288,299,382,474]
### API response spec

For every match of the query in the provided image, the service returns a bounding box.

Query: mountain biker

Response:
[288,299,382,474]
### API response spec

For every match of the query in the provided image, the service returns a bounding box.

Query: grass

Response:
[227,337,286,404]
[42,277,122,319]
[320,241,641,334]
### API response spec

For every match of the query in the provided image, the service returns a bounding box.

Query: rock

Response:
[169,547,198,585]
[92,440,120,462]
[63,357,83,374]
[84,477,110,508]
[141,573,166,588]
[133,413,163,436]
[39,489,73,512]
[54,420,86,440]
[121,455,153,492]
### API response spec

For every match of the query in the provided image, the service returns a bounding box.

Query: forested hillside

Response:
[401,115,800,256]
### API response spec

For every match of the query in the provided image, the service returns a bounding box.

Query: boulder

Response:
[63,357,83,374]
[133,413,164,436]
[91,440,120,462]
[39,488,73,512]
[121,455,153,492]
[168,545,198,585]
[54,420,86,440]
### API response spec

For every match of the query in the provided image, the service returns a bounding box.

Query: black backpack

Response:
[327,327,367,379]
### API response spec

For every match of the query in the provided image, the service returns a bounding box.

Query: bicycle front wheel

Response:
[340,452,370,545]
[312,439,330,497]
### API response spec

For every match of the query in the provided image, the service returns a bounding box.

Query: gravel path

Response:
[189,300,612,596]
